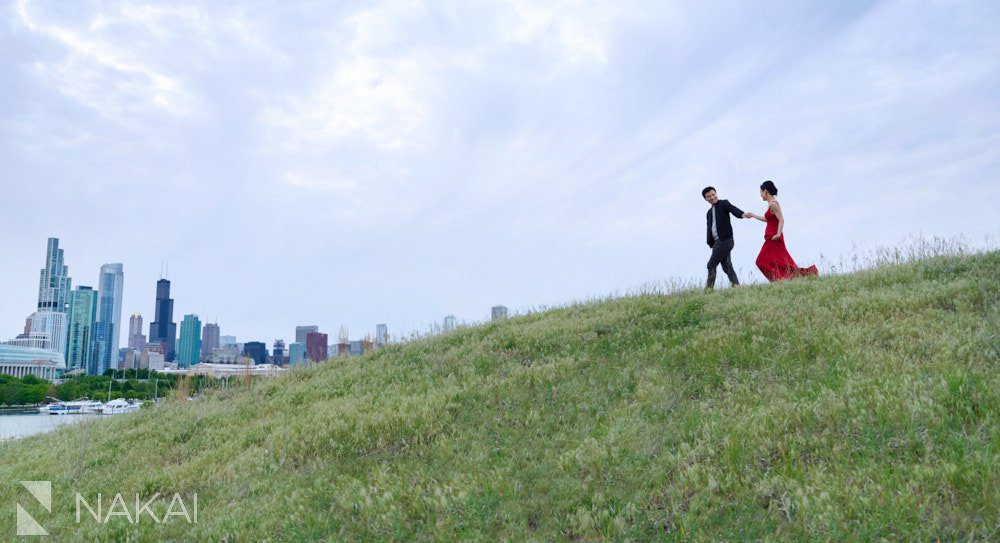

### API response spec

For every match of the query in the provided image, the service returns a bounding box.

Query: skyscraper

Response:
[149,279,177,362]
[272,339,286,364]
[295,325,319,344]
[178,314,202,368]
[37,237,72,312]
[375,324,388,347]
[92,264,124,375]
[66,286,98,372]
[127,313,146,351]
[491,305,508,321]
[306,332,328,362]
[29,311,68,356]
[201,323,220,359]
[243,342,268,365]
[289,343,306,366]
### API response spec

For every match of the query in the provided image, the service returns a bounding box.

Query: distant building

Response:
[375,324,388,347]
[210,344,241,364]
[149,279,177,363]
[243,342,268,365]
[348,340,364,357]
[29,311,68,357]
[158,362,286,379]
[0,344,65,380]
[127,313,146,351]
[140,351,164,371]
[289,343,306,366]
[5,332,51,350]
[122,349,141,371]
[178,314,202,368]
[491,305,508,321]
[306,332,328,362]
[201,323,220,359]
[443,315,456,332]
[219,335,237,347]
[295,325,319,344]
[37,237,72,313]
[93,263,125,375]
[66,287,98,371]
[272,339,286,365]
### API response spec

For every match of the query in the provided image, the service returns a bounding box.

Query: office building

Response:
[148,279,177,362]
[289,342,306,367]
[348,340,364,357]
[178,314,202,368]
[141,351,164,371]
[210,344,241,364]
[66,287,97,371]
[122,349,141,371]
[306,332,328,362]
[443,315,457,332]
[201,323,220,359]
[375,324,388,347]
[92,263,125,375]
[491,305,509,321]
[37,237,72,312]
[29,311,68,356]
[272,339,286,364]
[127,313,146,351]
[295,325,318,344]
[219,335,237,347]
[243,342,268,365]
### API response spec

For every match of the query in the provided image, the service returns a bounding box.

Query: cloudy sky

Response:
[2,0,998,346]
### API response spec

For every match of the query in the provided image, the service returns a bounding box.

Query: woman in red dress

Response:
[747,180,818,282]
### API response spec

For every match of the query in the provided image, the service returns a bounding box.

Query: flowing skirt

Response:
[756,235,818,282]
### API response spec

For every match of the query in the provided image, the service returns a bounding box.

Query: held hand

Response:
[742,212,752,219]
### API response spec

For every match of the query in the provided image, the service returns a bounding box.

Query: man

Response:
[702,186,749,289]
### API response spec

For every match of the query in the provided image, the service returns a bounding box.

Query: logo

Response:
[13,481,199,537]
[17,481,51,536]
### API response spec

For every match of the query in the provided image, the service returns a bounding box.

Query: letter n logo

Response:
[17,481,51,536]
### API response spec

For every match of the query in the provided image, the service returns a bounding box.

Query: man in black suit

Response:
[702,186,749,289]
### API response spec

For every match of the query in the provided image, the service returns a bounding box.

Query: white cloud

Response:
[16,0,202,119]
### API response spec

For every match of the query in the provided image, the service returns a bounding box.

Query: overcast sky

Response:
[2,0,998,347]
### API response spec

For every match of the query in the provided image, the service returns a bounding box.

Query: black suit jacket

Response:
[706,199,746,247]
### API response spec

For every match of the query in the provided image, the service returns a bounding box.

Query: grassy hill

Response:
[2,251,997,541]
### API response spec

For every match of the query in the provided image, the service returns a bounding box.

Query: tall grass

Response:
[0,245,996,541]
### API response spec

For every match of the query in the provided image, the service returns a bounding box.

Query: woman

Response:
[747,180,818,282]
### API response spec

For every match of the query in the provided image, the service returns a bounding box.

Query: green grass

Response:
[1,251,998,541]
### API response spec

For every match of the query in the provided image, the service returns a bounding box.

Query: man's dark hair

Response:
[702,186,716,198]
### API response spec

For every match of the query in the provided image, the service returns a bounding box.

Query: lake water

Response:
[0,412,102,441]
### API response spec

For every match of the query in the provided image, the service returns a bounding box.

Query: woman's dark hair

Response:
[760,180,778,196]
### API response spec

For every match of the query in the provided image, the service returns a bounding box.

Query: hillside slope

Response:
[2,252,998,542]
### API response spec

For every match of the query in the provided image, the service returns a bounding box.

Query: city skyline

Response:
[4,237,442,360]
[2,1,998,345]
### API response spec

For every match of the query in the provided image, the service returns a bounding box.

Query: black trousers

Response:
[706,238,739,289]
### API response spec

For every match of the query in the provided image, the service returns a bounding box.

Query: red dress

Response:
[755,202,818,282]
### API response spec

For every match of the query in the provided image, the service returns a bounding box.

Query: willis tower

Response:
[149,279,177,362]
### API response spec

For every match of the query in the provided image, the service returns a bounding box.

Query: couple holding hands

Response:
[703,180,818,289]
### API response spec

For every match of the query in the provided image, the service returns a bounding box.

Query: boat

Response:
[99,399,142,415]
[40,398,104,415]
